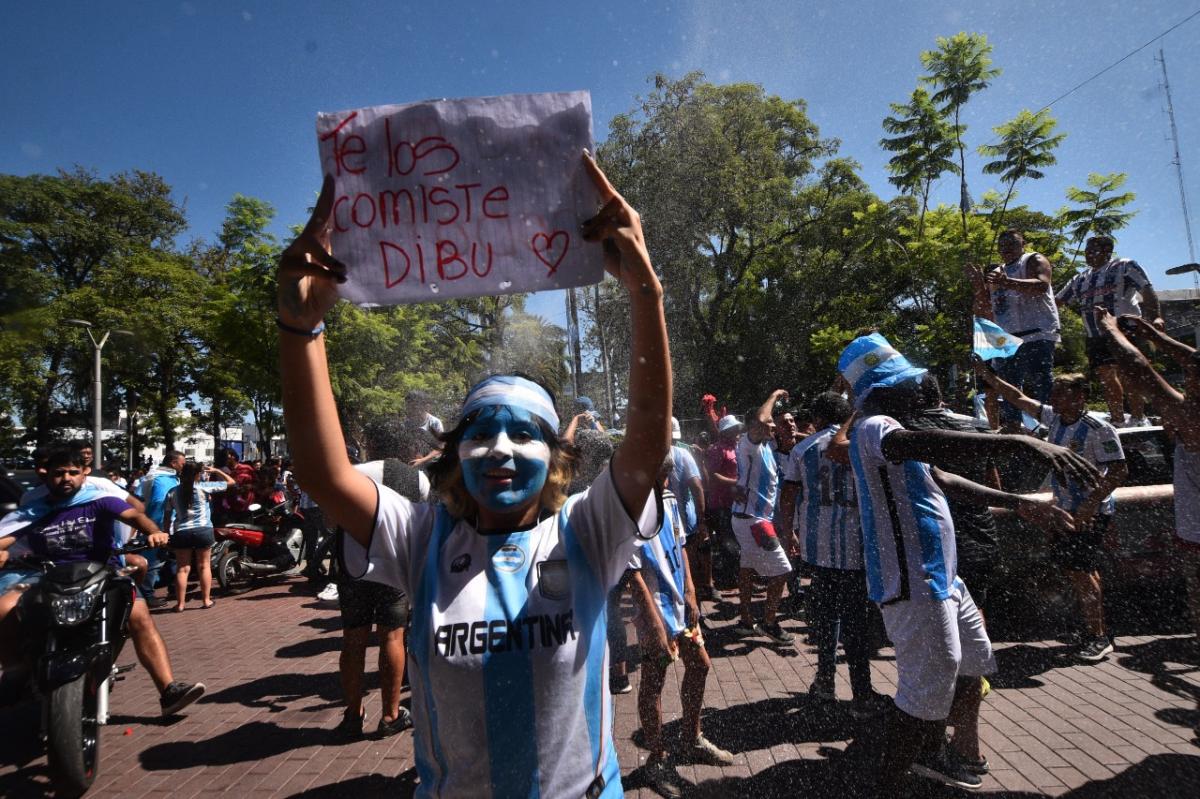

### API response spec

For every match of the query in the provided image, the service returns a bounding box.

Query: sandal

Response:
[201,600,216,610]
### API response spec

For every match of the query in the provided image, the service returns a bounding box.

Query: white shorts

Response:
[731,515,793,578]
[880,578,995,722]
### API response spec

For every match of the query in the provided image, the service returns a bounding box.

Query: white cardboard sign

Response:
[315,91,605,305]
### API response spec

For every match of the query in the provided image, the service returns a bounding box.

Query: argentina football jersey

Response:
[630,491,689,637]
[732,434,778,521]
[785,426,862,571]
[1038,405,1125,515]
[849,415,957,604]
[343,466,659,798]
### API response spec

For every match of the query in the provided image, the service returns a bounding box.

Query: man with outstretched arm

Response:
[835,333,1097,793]
[730,389,795,645]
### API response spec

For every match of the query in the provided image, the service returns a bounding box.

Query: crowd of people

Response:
[0,158,1197,799]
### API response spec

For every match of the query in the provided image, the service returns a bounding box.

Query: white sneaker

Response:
[318,583,339,602]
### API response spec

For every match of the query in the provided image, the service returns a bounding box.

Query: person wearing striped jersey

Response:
[1055,236,1164,427]
[974,363,1128,662]
[779,391,889,720]
[276,156,672,799]
[668,418,711,602]
[837,333,1096,791]
[627,457,734,797]
[1091,309,1200,661]
[730,389,795,646]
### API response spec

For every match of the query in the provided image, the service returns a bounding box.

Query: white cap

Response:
[717,414,743,434]
[671,417,682,440]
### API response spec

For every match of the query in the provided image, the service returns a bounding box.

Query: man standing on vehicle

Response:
[0,445,205,716]
[975,364,1128,662]
[730,389,794,645]
[967,229,1061,428]
[1055,236,1164,427]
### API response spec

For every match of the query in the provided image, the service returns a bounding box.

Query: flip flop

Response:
[201,601,216,610]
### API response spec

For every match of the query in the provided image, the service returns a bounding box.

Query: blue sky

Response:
[5,0,1199,337]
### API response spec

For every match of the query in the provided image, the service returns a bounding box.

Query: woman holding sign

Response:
[276,153,670,798]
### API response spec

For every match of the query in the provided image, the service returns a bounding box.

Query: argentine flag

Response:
[973,317,1022,360]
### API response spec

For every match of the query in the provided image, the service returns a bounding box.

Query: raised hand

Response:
[580,151,656,295]
[1016,497,1075,535]
[277,174,347,329]
[1024,437,1102,490]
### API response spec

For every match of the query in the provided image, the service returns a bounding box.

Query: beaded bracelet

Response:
[276,317,326,338]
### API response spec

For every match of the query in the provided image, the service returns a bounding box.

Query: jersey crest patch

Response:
[493,544,526,573]
[537,560,571,600]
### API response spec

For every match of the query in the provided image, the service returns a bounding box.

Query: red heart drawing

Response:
[531,230,569,276]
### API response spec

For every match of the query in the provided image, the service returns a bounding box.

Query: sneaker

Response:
[159,681,206,716]
[759,621,794,646]
[910,745,984,790]
[1077,636,1114,662]
[848,690,892,720]
[336,706,364,739]
[642,757,684,798]
[809,672,836,701]
[958,753,990,775]
[610,674,632,695]
[376,707,413,737]
[317,582,340,602]
[980,676,992,700]
[679,733,735,766]
[732,620,760,637]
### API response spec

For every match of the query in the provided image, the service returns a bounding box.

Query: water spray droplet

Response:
[429,283,440,294]
[499,281,513,290]
[637,356,647,364]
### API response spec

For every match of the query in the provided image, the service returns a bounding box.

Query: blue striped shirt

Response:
[784,426,862,571]
[732,434,777,521]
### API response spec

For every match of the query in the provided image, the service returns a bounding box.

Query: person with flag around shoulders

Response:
[275,153,671,799]
[834,332,1098,793]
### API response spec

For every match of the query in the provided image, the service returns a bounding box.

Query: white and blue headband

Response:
[460,375,560,431]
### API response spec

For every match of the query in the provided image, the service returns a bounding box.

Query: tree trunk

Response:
[33,347,66,448]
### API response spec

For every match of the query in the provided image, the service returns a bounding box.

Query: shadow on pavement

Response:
[285,769,419,798]
[139,719,350,770]
[662,694,858,754]
[199,671,342,712]
[276,636,345,659]
[987,642,1076,689]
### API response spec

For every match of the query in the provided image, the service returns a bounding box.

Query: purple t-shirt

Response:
[18,496,132,566]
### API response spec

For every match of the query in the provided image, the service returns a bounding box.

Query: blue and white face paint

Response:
[459,406,552,516]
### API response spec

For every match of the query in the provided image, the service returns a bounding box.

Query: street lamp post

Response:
[65,320,133,471]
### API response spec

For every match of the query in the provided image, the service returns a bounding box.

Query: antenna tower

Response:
[1157,48,1198,289]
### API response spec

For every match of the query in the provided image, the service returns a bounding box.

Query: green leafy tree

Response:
[978,109,1066,227]
[1059,172,1137,266]
[881,87,960,237]
[920,32,1002,236]
[0,169,186,447]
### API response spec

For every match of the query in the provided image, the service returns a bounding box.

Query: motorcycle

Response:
[213,493,305,592]
[2,544,145,797]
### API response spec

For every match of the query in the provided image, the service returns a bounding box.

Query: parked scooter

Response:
[213,493,305,592]
[1,544,146,797]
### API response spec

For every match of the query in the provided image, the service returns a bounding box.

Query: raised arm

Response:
[882,427,1099,490]
[276,175,378,545]
[971,355,1040,417]
[755,389,788,429]
[582,152,671,518]
[985,252,1053,295]
[930,467,1074,534]
[205,466,237,486]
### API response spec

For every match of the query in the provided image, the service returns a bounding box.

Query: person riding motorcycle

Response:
[0,444,206,715]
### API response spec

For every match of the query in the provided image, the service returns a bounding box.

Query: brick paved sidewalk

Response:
[2,579,1198,797]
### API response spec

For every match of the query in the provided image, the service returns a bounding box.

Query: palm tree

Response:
[1059,172,1137,267]
[920,32,1002,238]
[881,87,960,238]
[979,109,1066,228]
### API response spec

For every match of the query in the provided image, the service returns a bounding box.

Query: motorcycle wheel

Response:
[217,551,246,592]
[46,672,100,798]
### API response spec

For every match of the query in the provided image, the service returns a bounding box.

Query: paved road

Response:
[2,578,1198,797]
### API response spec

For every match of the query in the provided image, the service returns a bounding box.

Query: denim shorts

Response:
[171,526,216,549]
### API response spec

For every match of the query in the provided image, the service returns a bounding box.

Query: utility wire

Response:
[1032,8,1200,114]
